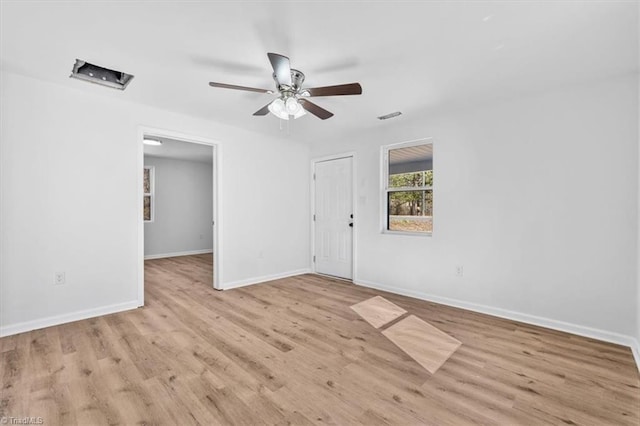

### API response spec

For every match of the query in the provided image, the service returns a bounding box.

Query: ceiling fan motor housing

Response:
[273,69,305,92]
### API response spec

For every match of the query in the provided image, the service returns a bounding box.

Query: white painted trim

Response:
[381,229,433,237]
[0,300,139,337]
[144,249,213,260]
[312,152,357,164]
[380,137,434,236]
[137,126,222,305]
[137,128,145,306]
[221,269,312,290]
[310,152,357,282]
[631,339,640,373]
[356,278,640,360]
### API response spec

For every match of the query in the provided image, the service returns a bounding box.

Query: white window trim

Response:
[143,165,155,223]
[381,137,433,237]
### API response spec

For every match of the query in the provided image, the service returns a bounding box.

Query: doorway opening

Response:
[137,128,220,307]
[311,154,356,281]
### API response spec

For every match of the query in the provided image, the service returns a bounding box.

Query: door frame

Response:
[137,126,222,307]
[310,152,357,282]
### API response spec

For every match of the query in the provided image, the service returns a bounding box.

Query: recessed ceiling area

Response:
[1,2,637,144]
[143,137,212,164]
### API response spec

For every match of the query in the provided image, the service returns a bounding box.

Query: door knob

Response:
[349,223,353,227]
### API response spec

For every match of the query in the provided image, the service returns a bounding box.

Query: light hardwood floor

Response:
[1,254,639,425]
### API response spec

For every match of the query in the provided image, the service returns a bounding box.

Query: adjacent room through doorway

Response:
[142,135,215,291]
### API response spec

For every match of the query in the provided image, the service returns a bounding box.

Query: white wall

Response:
[636,3,640,358]
[311,74,638,339]
[144,155,213,257]
[637,68,640,359]
[0,72,310,335]
[2,69,637,346]
[634,0,640,360]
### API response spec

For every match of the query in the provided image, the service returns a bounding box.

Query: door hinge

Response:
[313,214,316,221]
[313,173,316,180]
[313,255,316,262]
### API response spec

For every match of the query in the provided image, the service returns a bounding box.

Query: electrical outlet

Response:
[54,272,66,285]
[455,265,464,277]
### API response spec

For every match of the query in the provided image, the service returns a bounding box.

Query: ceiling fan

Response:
[208,53,362,120]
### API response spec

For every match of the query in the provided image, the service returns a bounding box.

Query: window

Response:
[143,166,154,222]
[382,139,433,234]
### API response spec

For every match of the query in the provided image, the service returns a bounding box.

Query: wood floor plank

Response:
[382,314,461,374]
[0,253,638,425]
[351,296,408,328]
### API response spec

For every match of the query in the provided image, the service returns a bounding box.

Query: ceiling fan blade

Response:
[306,83,362,97]
[253,103,272,116]
[209,82,272,94]
[299,99,334,120]
[267,53,292,87]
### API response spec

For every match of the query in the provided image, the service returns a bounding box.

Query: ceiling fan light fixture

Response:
[285,97,302,115]
[268,98,288,120]
[268,97,306,120]
[292,108,306,119]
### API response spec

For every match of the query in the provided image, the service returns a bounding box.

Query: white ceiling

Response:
[144,136,213,164]
[2,2,637,144]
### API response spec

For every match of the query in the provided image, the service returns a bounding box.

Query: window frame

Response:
[381,138,433,236]
[143,165,155,223]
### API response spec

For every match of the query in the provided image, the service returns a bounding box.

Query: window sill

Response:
[382,230,432,237]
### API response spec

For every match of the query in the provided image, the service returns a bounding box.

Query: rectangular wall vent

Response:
[377,111,402,120]
[70,59,134,90]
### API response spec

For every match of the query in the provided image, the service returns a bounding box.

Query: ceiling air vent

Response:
[377,111,402,120]
[70,59,134,90]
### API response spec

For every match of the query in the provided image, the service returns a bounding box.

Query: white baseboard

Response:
[631,338,640,373]
[0,300,140,338]
[144,249,213,260]
[222,268,311,290]
[0,268,307,336]
[355,278,640,371]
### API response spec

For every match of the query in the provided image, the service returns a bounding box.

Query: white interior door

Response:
[314,157,353,280]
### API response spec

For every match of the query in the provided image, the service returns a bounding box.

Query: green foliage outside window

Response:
[388,170,433,216]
